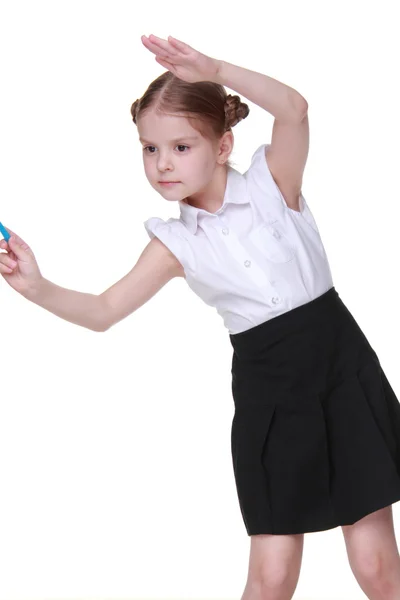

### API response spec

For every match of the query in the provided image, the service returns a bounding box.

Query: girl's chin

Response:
[158,188,188,201]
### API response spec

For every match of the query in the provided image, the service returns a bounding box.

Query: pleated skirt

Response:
[229,286,400,536]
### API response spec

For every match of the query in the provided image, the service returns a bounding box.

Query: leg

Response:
[342,504,400,599]
[240,533,304,600]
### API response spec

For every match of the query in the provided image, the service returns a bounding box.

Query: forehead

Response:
[138,109,201,142]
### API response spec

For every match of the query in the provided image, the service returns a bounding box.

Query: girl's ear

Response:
[217,131,234,165]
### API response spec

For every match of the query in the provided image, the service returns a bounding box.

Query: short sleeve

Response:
[247,143,320,233]
[143,217,196,277]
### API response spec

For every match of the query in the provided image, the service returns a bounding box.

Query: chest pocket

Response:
[249,220,295,263]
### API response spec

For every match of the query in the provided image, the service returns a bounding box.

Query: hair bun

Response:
[224,94,250,130]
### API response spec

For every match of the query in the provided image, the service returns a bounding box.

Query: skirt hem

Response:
[246,495,400,536]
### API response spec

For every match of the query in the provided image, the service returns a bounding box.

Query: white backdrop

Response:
[0,1,399,599]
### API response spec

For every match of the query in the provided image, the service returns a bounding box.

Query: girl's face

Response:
[137,108,221,203]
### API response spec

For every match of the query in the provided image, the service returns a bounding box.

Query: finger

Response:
[0,244,12,258]
[5,229,26,246]
[0,265,14,275]
[2,226,18,241]
[0,224,12,239]
[142,35,175,58]
[0,266,15,275]
[0,255,17,270]
[141,37,173,61]
[148,34,179,55]
[4,229,32,255]
[141,35,161,55]
[168,36,192,54]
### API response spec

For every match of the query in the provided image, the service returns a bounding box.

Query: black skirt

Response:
[229,286,400,536]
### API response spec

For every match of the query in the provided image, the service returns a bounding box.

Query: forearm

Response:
[23,278,106,332]
[214,60,308,121]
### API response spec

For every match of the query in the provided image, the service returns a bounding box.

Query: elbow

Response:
[90,323,108,333]
[295,94,308,119]
[287,90,308,121]
[95,295,112,332]
[96,319,112,333]
[281,93,308,124]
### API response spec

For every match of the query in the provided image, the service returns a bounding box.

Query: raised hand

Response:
[141,34,221,84]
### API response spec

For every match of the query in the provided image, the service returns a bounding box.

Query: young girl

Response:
[2,34,400,600]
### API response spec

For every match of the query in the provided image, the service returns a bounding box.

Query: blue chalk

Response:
[0,222,11,242]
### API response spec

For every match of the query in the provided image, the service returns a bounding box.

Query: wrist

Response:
[212,59,225,85]
[23,276,47,302]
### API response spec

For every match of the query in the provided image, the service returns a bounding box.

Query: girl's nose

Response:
[157,153,173,170]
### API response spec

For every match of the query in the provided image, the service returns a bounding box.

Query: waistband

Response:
[229,286,341,352]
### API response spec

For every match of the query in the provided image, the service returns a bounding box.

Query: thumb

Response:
[9,235,31,257]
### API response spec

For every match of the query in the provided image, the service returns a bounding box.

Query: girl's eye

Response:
[143,145,189,153]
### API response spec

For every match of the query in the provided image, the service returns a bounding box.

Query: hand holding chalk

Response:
[0,225,43,296]
[0,222,11,242]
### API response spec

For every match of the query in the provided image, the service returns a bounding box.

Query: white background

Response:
[0,1,399,599]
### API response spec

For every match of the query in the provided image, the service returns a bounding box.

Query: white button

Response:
[271,297,281,304]
[244,260,251,267]
[222,227,229,235]
[272,229,281,239]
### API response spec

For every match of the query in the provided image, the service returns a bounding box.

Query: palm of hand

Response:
[141,34,220,83]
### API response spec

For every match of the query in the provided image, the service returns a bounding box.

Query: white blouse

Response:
[144,144,334,334]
